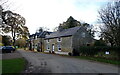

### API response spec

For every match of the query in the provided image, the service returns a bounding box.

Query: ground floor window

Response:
[58,44,61,51]
[87,43,90,46]
[47,44,50,50]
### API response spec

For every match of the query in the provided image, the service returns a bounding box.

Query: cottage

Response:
[44,26,94,55]
[28,31,51,52]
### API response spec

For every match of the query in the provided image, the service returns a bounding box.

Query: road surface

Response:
[18,50,119,74]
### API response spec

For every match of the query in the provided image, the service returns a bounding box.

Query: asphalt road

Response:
[18,50,119,74]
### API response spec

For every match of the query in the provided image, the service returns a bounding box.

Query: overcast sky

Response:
[3,0,111,35]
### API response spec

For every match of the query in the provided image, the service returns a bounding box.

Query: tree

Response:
[98,1,120,46]
[2,35,12,46]
[16,25,30,39]
[15,38,26,48]
[57,16,95,38]
[53,26,58,32]
[36,27,49,33]
[82,23,95,38]
[1,10,27,47]
[60,16,81,29]
[94,38,106,46]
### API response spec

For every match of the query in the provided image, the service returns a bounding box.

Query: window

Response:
[58,44,61,51]
[47,45,50,50]
[57,38,62,42]
[82,32,85,37]
[87,43,90,46]
[35,35,37,40]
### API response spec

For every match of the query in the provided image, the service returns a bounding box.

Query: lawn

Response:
[73,56,120,65]
[58,54,120,65]
[2,58,26,74]
[0,60,2,74]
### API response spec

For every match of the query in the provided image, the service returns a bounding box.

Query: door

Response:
[52,44,55,52]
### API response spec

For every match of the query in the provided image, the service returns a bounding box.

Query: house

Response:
[44,26,94,55]
[28,31,51,52]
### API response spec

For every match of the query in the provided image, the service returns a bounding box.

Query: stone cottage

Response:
[44,26,94,55]
[28,31,51,52]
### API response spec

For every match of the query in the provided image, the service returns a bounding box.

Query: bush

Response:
[78,46,120,58]
[94,40,106,46]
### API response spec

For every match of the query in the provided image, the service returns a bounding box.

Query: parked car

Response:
[2,46,15,53]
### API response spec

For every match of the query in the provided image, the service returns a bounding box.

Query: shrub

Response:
[94,40,106,46]
[78,46,120,57]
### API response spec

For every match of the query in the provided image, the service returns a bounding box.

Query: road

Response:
[18,50,119,74]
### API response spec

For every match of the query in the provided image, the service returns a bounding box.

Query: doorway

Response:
[52,44,55,53]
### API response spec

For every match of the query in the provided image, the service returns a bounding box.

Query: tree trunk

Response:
[13,29,16,48]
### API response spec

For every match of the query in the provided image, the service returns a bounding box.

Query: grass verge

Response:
[2,58,26,74]
[57,54,120,65]
[73,56,120,65]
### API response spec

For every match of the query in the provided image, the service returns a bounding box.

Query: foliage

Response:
[36,27,49,33]
[94,39,106,46]
[15,38,26,48]
[58,16,81,29]
[2,58,26,73]
[98,1,120,46]
[2,35,12,46]
[1,10,29,46]
[74,56,120,65]
[78,46,120,57]
[0,43,3,46]
[61,16,81,29]
[57,16,95,38]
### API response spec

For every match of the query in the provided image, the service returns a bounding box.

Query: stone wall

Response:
[33,38,45,51]
[72,27,94,51]
[44,36,73,53]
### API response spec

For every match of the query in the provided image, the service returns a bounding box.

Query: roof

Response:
[29,31,52,38]
[46,26,81,39]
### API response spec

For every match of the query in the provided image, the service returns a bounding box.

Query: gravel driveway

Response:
[18,50,119,74]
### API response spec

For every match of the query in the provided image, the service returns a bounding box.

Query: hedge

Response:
[77,46,120,56]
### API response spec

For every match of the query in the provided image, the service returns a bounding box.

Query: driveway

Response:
[18,50,119,74]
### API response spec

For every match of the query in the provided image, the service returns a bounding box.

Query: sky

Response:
[2,0,111,37]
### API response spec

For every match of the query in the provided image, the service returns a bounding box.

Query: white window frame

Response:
[35,35,37,40]
[57,37,62,42]
[47,44,50,50]
[58,44,61,51]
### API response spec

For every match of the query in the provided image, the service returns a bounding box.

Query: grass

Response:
[2,58,26,74]
[56,54,120,65]
[0,60,2,74]
[73,56,120,65]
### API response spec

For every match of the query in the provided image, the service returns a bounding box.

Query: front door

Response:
[52,44,55,53]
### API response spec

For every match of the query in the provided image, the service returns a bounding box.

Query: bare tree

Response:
[98,1,120,46]
[36,27,49,33]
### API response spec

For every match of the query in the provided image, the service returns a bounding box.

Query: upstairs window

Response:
[35,35,37,40]
[57,37,62,42]
[47,39,50,43]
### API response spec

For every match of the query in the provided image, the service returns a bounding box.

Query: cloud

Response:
[8,0,109,34]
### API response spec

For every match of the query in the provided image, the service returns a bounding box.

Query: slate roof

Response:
[46,26,82,39]
[29,31,52,39]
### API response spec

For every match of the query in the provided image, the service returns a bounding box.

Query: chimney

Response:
[58,24,63,32]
